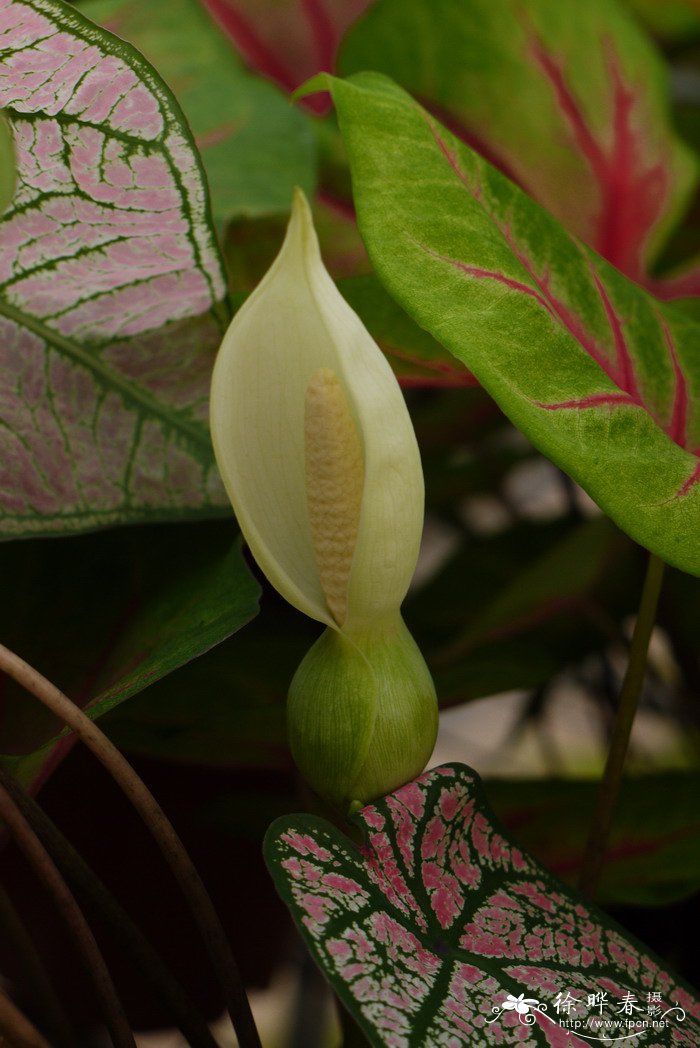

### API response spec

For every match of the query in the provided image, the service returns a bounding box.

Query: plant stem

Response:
[0,884,75,1048]
[0,986,52,1048]
[0,767,219,1048]
[578,553,665,899]
[0,643,262,1048]
[0,783,135,1048]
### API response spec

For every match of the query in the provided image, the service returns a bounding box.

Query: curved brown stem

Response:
[0,986,52,1048]
[0,784,135,1048]
[0,885,74,1048]
[0,642,261,1048]
[0,766,219,1048]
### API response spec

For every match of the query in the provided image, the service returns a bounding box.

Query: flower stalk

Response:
[578,553,666,898]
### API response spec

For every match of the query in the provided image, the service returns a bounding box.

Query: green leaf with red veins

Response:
[200,0,374,113]
[304,73,700,576]
[0,0,230,539]
[339,0,698,294]
[622,0,700,41]
[266,764,700,1046]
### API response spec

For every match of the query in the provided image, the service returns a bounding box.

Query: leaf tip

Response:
[292,73,333,104]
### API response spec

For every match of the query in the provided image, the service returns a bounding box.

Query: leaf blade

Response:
[487,774,700,907]
[0,522,261,788]
[0,109,15,212]
[266,764,700,1045]
[84,0,317,221]
[0,0,230,537]
[320,72,700,575]
[340,0,697,288]
[201,0,374,109]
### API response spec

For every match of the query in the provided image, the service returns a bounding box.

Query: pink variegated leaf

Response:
[0,109,14,212]
[340,0,698,297]
[266,764,700,1045]
[0,0,230,538]
[84,0,317,222]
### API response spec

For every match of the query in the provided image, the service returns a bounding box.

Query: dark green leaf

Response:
[0,522,260,787]
[100,610,311,770]
[487,773,700,907]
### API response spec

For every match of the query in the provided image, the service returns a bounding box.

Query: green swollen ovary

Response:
[287,614,438,811]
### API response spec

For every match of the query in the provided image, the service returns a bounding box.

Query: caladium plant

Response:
[0,0,230,538]
[299,72,700,577]
[339,0,700,297]
[266,764,700,1046]
[0,0,699,1041]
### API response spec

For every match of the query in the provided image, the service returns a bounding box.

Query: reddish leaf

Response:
[200,0,374,110]
[487,775,700,908]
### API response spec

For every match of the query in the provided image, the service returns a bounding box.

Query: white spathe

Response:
[210,188,424,634]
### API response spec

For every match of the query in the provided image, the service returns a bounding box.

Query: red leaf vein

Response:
[200,0,297,91]
[660,318,689,448]
[529,35,667,281]
[422,113,700,499]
